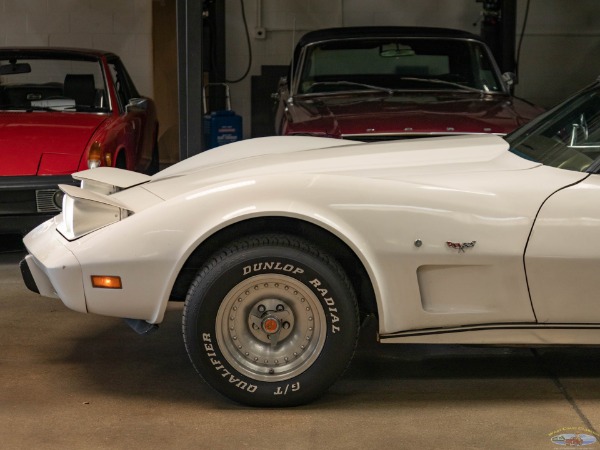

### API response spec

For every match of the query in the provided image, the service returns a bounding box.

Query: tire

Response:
[182,234,359,406]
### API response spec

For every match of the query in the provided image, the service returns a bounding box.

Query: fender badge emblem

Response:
[446,241,476,253]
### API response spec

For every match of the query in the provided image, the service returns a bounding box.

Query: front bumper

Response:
[21,219,87,313]
[0,175,79,235]
[22,215,169,322]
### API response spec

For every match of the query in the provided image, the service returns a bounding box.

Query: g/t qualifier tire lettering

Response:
[202,333,257,392]
[182,234,359,407]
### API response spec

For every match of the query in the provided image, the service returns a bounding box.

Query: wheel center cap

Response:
[262,316,280,334]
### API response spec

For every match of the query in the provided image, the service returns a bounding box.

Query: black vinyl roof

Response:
[297,26,484,48]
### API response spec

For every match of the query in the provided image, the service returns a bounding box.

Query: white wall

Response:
[0,0,153,97]
[226,0,600,137]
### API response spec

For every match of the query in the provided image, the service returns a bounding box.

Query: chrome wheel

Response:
[216,274,327,382]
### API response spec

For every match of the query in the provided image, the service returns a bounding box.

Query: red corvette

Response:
[0,48,158,234]
[275,27,544,141]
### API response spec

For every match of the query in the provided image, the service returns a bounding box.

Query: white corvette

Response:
[21,79,600,406]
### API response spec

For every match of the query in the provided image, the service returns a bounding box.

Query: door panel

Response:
[526,174,600,323]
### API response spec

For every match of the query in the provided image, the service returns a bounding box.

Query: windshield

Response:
[506,83,600,172]
[296,38,504,95]
[0,57,109,112]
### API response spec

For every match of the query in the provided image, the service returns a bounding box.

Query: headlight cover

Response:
[57,184,131,241]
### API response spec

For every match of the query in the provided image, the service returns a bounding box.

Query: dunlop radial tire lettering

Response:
[182,234,359,406]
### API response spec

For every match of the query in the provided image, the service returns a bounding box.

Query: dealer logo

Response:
[549,427,598,446]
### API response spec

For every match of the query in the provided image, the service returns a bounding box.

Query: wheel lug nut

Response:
[258,305,266,312]
[282,322,290,329]
[276,304,284,311]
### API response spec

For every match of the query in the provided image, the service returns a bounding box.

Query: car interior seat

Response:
[63,74,96,107]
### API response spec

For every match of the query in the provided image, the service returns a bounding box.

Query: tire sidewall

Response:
[184,243,358,406]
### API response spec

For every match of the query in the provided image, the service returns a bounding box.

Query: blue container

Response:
[203,83,243,149]
[204,110,243,149]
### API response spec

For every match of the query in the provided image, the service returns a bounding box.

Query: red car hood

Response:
[0,112,108,176]
[285,92,545,138]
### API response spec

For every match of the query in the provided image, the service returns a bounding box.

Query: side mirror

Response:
[502,72,517,88]
[126,97,148,112]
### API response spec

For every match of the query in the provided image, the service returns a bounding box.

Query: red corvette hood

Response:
[0,112,108,176]
[285,92,545,138]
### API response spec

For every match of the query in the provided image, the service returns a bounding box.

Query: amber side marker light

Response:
[91,276,122,289]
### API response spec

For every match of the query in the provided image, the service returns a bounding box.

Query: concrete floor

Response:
[2,245,600,450]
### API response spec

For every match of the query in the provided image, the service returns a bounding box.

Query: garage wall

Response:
[226,0,600,138]
[0,0,153,97]
[515,0,600,106]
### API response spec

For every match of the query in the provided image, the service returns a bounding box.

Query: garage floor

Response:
[2,246,600,449]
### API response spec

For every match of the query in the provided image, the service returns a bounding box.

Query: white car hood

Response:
[142,134,538,200]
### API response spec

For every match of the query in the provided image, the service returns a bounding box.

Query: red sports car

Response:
[0,48,158,234]
[275,27,545,141]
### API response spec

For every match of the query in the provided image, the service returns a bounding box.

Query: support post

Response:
[176,0,204,160]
